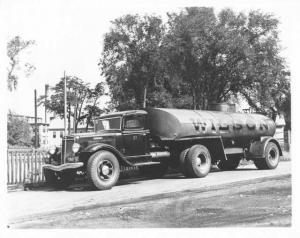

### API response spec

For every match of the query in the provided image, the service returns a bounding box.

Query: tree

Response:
[7,36,35,91]
[100,14,166,110]
[99,8,290,122]
[84,82,106,131]
[163,8,285,110]
[39,77,105,133]
[7,111,32,147]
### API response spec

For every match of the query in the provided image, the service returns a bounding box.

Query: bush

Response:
[7,113,33,147]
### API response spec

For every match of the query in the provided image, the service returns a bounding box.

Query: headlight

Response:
[72,143,80,153]
[49,145,57,155]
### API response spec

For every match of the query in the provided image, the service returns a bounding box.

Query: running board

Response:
[133,162,161,167]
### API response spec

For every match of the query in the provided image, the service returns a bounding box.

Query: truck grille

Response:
[61,137,75,164]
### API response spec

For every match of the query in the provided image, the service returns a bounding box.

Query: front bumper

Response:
[43,162,84,172]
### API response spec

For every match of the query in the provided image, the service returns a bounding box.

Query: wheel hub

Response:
[196,157,201,166]
[268,148,278,166]
[196,153,206,167]
[98,160,114,180]
[101,165,110,176]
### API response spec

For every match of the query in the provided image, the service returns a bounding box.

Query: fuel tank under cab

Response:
[146,108,275,140]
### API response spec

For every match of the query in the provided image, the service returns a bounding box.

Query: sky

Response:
[1,0,299,119]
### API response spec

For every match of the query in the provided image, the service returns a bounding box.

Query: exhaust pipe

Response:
[150,151,170,159]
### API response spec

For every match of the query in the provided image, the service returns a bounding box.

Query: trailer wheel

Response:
[254,142,280,170]
[217,155,241,171]
[186,144,211,178]
[179,148,190,177]
[87,150,120,190]
[139,163,168,179]
[43,169,74,189]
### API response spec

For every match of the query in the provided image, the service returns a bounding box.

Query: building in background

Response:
[47,116,94,146]
[273,114,286,149]
[9,114,94,148]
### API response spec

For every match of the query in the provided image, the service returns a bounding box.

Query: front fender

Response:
[82,143,133,166]
[247,137,283,159]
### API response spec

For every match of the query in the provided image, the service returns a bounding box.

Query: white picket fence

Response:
[7,149,47,185]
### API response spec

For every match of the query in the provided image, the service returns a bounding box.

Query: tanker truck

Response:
[43,107,282,190]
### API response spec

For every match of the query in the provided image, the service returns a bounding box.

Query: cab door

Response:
[122,114,149,156]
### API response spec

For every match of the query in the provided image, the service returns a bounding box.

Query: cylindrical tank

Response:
[146,108,275,140]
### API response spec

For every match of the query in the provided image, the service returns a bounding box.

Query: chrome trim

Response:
[61,137,75,164]
[150,151,170,158]
[43,162,84,172]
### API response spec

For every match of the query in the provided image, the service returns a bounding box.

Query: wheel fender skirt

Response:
[43,162,84,172]
[247,137,282,159]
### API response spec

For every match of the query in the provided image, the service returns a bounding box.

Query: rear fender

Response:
[247,137,283,159]
[83,143,132,166]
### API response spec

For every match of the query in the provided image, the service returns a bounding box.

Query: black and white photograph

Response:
[1,0,298,235]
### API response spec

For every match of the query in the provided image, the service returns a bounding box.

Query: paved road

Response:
[7,161,291,227]
[10,174,291,228]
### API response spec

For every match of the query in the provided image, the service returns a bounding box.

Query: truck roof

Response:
[94,109,147,119]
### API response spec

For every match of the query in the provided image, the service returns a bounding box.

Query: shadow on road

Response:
[24,165,259,192]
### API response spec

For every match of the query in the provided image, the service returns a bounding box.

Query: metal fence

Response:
[7,148,138,186]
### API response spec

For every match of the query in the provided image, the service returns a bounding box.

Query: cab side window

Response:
[124,115,145,130]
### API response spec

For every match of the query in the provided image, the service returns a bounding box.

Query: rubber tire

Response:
[179,148,190,177]
[217,156,241,171]
[43,169,74,189]
[186,144,211,178]
[87,150,120,190]
[139,163,168,179]
[254,142,280,170]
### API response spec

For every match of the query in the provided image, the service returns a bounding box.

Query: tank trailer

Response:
[43,108,282,190]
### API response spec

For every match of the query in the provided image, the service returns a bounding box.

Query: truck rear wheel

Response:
[43,169,74,189]
[217,155,241,171]
[254,142,280,170]
[139,163,168,178]
[186,144,211,178]
[87,150,120,190]
[179,148,190,177]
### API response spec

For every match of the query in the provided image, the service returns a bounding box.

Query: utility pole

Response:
[44,84,49,124]
[64,71,67,136]
[34,89,38,148]
[73,92,77,134]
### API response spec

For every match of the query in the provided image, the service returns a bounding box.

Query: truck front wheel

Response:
[87,151,120,190]
[186,144,211,178]
[254,142,280,170]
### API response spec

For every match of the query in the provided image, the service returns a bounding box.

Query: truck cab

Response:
[43,110,169,190]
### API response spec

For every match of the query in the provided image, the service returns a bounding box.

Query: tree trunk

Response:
[143,86,147,109]
[85,118,89,132]
[192,88,196,110]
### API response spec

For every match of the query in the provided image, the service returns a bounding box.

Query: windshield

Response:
[94,117,121,132]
